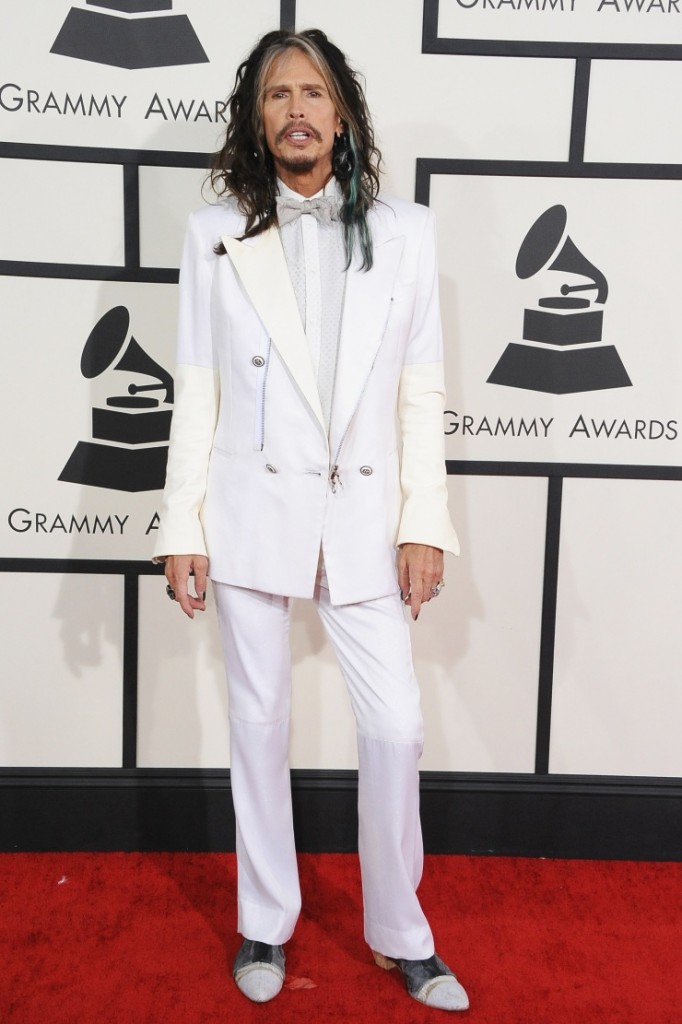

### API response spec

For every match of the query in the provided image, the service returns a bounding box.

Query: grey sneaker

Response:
[233,939,286,1003]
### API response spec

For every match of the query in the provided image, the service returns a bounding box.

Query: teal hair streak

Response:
[341,127,373,271]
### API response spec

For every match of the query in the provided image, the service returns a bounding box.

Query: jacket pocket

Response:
[253,338,272,451]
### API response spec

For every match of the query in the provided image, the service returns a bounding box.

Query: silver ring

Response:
[431,579,445,597]
[166,584,176,601]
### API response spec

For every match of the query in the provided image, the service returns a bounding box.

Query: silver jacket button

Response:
[359,465,373,476]
[265,464,277,473]
[252,355,265,367]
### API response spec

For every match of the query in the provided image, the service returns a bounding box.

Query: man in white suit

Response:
[154,28,467,1012]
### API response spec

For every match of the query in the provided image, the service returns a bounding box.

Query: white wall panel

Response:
[0,159,125,265]
[139,165,209,269]
[0,573,123,766]
[0,1,283,152]
[296,0,575,197]
[437,0,680,46]
[416,475,545,772]
[137,474,545,771]
[136,574,229,768]
[586,61,682,166]
[136,574,366,770]
[551,478,682,777]
[431,172,682,468]
[2,0,682,785]
[0,277,177,561]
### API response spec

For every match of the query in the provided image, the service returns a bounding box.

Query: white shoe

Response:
[233,939,285,1003]
[373,950,469,1012]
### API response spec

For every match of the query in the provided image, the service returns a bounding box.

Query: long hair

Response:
[210,29,382,270]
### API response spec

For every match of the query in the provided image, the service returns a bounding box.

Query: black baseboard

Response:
[2,769,682,859]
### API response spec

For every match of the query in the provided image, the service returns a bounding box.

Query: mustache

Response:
[276,122,322,143]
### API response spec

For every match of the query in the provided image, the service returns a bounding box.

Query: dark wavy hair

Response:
[209,29,382,270]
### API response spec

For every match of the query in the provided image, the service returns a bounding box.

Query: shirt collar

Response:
[276,176,340,201]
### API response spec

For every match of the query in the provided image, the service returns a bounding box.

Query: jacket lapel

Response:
[221,227,326,434]
[330,228,405,455]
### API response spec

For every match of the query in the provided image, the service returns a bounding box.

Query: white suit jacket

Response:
[153,194,459,605]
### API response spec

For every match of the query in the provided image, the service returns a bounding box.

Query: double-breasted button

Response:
[359,465,373,476]
[252,355,265,367]
[265,464,277,473]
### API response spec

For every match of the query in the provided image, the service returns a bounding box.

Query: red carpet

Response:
[1,852,680,1024]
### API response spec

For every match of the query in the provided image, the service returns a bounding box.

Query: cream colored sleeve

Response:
[151,363,219,561]
[396,361,459,555]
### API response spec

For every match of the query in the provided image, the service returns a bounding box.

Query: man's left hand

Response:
[397,544,445,620]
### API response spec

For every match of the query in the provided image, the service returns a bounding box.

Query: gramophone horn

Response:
[80,306,130,378]
[548,235,608,304]
[114,336,174,404]
[516,205,567,280]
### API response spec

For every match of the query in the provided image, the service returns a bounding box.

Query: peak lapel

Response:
[221,228,325,434]
[330,232,405,454]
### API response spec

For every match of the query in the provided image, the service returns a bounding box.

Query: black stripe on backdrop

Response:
[421,0,682,61]
[416,160,682,208]
[0,262,179,283]
[0,143,210,281]
[123,574,140,769]
[0,560,163,770]
[446,463,682,481]
[568,58,591,166]
[0,142,210,166]
[0,560,163,574]
[123,164,141,271]
[280,0,297,30]
[535,477,562,774]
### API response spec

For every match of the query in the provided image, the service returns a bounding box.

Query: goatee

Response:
[277,154,318,176]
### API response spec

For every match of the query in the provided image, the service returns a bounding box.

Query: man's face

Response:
[261,48,342,190]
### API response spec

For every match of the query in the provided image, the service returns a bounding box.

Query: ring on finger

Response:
[166,584,176,601]
[431,579,445,598]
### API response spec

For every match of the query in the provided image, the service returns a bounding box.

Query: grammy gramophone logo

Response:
[51,1,208,70]
[59,306,174,492]
[488,204,632,395]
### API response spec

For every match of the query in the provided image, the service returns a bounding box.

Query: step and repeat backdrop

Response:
[1,0,681,781]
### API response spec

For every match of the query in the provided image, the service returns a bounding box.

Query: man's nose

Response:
[286,94,306,118]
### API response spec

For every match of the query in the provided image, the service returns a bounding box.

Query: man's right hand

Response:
[164,554,209,619]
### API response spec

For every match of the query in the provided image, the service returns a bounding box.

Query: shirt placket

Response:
[301,213,321,380]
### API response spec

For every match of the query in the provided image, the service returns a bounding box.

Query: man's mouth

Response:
[277,124,321,144]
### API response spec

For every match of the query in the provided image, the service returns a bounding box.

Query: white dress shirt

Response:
[277,177,347,433]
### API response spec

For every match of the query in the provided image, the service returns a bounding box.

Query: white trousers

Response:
[213,573,436,960]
